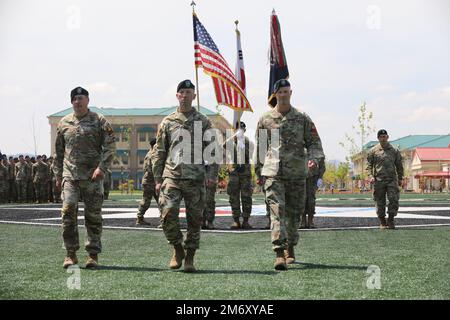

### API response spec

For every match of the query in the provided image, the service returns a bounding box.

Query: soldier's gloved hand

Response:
[91,168,104,181]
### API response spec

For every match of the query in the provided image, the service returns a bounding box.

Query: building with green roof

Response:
[353,134,450,191]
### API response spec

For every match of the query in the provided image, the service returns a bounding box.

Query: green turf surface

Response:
[0,224,448,299]
[108,190,450,207]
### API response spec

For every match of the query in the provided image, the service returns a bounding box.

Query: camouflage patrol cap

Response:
[177,79,195,92]
[71,86,89,102]
[377,129,388,137]
[274,79,291,93]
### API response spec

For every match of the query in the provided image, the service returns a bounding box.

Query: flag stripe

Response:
[193,13,252,112]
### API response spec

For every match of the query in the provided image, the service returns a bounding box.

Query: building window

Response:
[139,154,145,165]
[139,132,146,142]
[121,133,128,142]
[122,155,128,165]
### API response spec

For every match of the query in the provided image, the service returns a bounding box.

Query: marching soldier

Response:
[25,156,34,203]
[0,157,8,203]
[226,121,254,229]
[136,138,158,226]
[54,86,116,269]
[103,169,111,200]
[366,129,403,229]
[202,163,218,229]
[7,156,17,203]
[151,79,218,272]
[255,79,325,270]
[49,156,61,203]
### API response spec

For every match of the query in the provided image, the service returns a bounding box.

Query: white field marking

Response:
[26,205,450,221]
[0,220,450,233]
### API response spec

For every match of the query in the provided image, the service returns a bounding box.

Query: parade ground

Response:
[0,193,449,299]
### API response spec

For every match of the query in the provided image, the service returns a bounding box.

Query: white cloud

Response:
[86,82,117,94]
[406,106,450,122]
[0,85,23,96]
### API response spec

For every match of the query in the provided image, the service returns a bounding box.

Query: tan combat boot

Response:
[308,215,315,229]
[274,249,287,271]
[284,245,295,264]
[169,244,186,269]
[85,253,98,268]
[63,251,78,269]
[230,217,241,229]
[379,216,388,229]
[184,249,196,273]
[241,217,253,229]
[387,215,396,229]
[136,216,151,226]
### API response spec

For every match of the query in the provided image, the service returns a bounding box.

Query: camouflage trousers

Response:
[8,180,17,202]
[0,183,7,203]
[137,183,158,218]
[16,180,28,202]
[304,176,319,217]
[203,183,217,223]
[227,174,253,218]
[34,181,48,203]
[159,178,205,250]
[373,180,400,218]
[264,178,306,251]
[27,181,34,202]
[61,179,104,254]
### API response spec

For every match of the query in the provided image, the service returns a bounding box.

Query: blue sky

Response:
[1,0,449,160]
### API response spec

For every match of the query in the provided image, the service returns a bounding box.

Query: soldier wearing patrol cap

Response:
[226,121,254,229]
[151,79,218,272]
[136,138,159,226]
[366,129,403,229]
[255,79,325,270]
[54,86,116,269]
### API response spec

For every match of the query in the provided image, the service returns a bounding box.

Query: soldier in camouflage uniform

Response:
[202,163,218,230]
[226,121,254,229]
[49,157,61,203]
[255,79,325,270]
[366,129,403,230]
[15,155,30,203]
[0,158,8,203]
[54,86,116,269]
[301,157,325,229]
[151,79,218,272]
[32,155,49,203]
[7,156,17,203]
[25,156,35,203]
[136,138,158,226]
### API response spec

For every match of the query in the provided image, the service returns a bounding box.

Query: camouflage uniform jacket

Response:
[255,107,325,180]
[15,162,31,181]
[32,162,49,183]
[0,163,7,185]
[7,163,15,181]
[151,108,218,184]
[366,142,403,182]
[53,110,116,181]
[227,136,253,176]
[142,150,155,186]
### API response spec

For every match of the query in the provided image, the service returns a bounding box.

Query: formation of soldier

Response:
[0,153,61,204]
[1,81,404,272]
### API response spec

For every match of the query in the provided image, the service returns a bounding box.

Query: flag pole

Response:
[191,1,200,111]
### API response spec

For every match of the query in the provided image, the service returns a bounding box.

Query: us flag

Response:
[193,13,252,112]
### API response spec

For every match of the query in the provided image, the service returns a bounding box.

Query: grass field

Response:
[108,190,450,207]
[0,223,448,300]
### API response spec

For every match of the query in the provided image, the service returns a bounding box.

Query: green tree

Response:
[336,162,350,189]
[339,102,375,190]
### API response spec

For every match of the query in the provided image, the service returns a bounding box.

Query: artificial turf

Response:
[0,223,448,300]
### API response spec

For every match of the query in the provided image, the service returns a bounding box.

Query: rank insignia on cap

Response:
[77,88,82,94]
[185,80,191,87]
